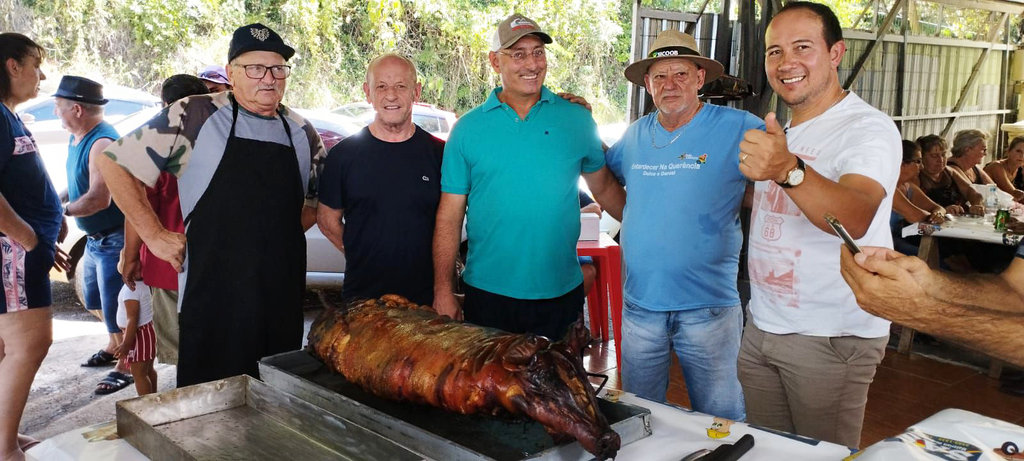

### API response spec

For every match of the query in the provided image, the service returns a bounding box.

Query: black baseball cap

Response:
[227,23,295,63]
[53,76,108,105]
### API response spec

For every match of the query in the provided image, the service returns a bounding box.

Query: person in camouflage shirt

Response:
[97,23,325,387]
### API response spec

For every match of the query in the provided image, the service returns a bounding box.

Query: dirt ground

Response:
[19,279,335,440]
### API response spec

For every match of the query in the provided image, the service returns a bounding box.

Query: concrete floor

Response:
[19,280,331,440]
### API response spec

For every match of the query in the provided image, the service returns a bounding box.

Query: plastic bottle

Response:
[985,185,999,209]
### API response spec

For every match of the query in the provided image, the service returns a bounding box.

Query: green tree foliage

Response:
[9,0,632,122]
[5,0,1008,122]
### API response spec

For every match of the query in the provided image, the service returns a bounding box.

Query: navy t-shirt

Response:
[0,104,61,248]
[318,126,444,306]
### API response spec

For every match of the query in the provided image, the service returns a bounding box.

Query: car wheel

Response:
[67,239,87,307]
[73,261,87,307]
[1004,441,1020,455]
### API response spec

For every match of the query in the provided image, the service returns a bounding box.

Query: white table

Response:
[27,389,854,460]
[854,408,1024,460]
[901,215,1022,248]
[31,394,1024,460]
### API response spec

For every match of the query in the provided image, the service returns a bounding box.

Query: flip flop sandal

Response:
[17,436,40,450]
[81,349,116,367]
[95,371,134,395]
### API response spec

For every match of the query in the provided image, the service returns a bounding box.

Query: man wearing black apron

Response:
[98,24,324,387]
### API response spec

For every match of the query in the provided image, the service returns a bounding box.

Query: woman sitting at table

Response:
[984,135,1024,202]
[891,140,947,256]
[948,129,996,188]
[917,134,985,215]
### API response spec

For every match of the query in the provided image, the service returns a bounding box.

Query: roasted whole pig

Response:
[307,295,621,460]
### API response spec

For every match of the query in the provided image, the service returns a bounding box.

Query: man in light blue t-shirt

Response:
[433,13,625,341]
[604,30,765,420]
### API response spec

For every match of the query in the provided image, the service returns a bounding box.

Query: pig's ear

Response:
[502,335,549,370]
[559,315,591,357]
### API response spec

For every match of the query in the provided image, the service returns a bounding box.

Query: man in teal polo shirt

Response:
[432,13,624,340]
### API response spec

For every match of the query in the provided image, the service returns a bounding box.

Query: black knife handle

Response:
[704,434,755,461]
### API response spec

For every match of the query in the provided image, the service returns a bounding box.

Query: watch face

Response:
[789,168,805,186]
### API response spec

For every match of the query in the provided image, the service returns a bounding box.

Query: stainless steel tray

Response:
[115,375,423,460]
[259,350,652,461]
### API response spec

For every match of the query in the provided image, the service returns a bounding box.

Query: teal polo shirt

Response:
[441,86,605,299]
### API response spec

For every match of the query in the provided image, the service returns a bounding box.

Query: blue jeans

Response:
[621,301,745,421]
[81,229,125,334]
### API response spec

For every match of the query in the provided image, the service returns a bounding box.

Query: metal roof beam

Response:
[844,0,909,90]
[925,0,1024,15]
[940,11,1008,137]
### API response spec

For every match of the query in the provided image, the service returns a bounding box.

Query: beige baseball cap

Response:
[490,13,553,52]
[623,30,724,86]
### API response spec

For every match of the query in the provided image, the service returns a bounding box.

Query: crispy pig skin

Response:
[307,295,621,460]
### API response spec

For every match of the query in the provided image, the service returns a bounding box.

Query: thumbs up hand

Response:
[739,112,798,183]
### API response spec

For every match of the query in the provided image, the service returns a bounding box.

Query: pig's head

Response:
[500,320,620,460]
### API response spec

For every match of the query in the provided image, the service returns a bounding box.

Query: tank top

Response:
[66,121,124,234]
[919,168,964,208]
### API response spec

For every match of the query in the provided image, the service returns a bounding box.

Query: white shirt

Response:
[116,281,153,329]
[747,92,900,338]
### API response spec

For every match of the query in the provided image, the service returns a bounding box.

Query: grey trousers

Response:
[150,287,179,365]
[737,321,887,448]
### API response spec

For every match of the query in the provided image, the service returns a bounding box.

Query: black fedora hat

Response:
[228,23,295,63]
[53,76,108,105]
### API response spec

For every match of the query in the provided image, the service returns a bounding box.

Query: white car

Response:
[18,86,161,146]
[332,101,458,140]
[57,105,359,300]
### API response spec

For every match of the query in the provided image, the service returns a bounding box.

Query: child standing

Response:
[114,281,157,395]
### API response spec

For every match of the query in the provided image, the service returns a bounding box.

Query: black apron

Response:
[176,99,306,387]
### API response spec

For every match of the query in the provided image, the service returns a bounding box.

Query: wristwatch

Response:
[63,204,71,216]
[778,157,805,188]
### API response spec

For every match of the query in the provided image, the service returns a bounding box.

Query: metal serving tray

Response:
[259,350,652,461]
[115,375,422,460]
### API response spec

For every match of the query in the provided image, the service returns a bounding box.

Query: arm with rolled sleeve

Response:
[98,103,190,271]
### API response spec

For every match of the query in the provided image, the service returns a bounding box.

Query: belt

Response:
[87,226,122,240]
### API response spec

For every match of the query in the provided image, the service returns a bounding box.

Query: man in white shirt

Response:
[737,2,901,447]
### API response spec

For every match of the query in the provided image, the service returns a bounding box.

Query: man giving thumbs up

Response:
[735,2,902,449]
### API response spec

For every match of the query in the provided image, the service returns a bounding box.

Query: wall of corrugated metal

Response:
[840,38,1006,152]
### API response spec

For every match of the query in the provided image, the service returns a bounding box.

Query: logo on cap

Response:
[251,27,271,41]
[510,17,535,31]
[652,49,679,58]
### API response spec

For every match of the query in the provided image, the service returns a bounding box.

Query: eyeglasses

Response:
[498,48,546,63]
[234,64,292,80]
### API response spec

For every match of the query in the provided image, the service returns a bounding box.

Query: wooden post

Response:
[940,12,1008,137]
[844,0,908,90]
[627,0,643,123]
[852,3,872,30]
[684,0,712,35]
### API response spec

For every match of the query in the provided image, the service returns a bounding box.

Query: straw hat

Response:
[623,30,724,86]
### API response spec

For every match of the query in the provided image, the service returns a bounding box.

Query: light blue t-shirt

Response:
[442,86,605,299]
[607,104,764,311]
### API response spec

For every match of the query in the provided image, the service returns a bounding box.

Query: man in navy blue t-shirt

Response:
[317,54,444,306]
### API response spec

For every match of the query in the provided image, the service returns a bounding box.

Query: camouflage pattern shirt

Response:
[104,91,324,223]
